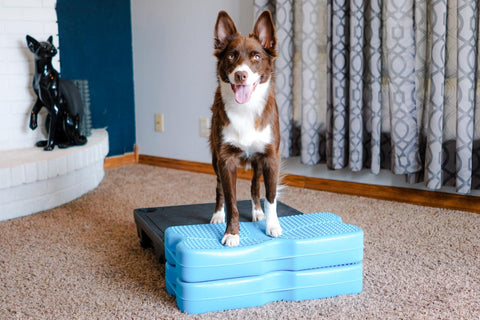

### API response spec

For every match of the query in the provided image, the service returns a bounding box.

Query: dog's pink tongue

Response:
[232,84,253,104]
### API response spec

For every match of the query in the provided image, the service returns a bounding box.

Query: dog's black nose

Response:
[234,71,248,84]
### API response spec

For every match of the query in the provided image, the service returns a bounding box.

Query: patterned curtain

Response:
[254,0,480,194]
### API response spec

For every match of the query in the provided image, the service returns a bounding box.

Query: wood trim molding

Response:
[138,155,254,180]
[137,155,480,214]
[103,144,139,169]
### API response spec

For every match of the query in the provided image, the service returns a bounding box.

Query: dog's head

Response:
[26,35,57,60]
[214,11,277,105]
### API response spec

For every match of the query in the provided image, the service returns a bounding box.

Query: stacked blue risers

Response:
[165,212,364,314]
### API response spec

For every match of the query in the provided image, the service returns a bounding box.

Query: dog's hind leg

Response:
[251,159,265,222]
[263,154,282,237]
[210,176,225,223]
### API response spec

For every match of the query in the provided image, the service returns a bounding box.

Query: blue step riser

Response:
[164,212,364,314]
[167,263,363,314]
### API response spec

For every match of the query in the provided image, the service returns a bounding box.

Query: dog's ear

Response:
[47,35,54,45]
[252,10,277,56]
[214,11,238,51]
[26,35,39,53]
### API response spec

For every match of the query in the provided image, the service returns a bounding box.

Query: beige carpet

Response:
[1,164,479,320]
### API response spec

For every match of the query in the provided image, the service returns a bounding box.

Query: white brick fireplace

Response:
[0,0,108,221]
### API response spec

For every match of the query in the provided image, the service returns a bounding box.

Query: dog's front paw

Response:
[266,219,282,238]
[252,208,265,222]
[221,233,239,247]
[210,210,225,223]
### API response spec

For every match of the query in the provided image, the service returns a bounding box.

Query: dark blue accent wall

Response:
[56,0,135,156]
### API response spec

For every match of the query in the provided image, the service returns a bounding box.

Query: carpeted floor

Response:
[0,164,479,319]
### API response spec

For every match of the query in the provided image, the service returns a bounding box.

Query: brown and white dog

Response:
[209,10,282,247]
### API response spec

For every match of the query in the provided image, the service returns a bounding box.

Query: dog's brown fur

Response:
[209,10,282,246]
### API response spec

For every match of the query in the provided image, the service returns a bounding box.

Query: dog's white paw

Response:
[221,233,240,247]
[266,219,282,238]
[210,209,225,224]
[264,198,281,237]
[252,208,265,222]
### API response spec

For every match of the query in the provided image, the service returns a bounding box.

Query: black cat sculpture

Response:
[26,35,87,151]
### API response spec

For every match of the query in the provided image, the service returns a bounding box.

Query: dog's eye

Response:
[228,53,236,60]
[253,54,261,61]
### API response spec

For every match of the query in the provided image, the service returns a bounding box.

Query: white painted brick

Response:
[22,8,57,21]
[48,157,60,178]
[4,87,34,104]
[0,116,21,132]
[0,35,24,48]
[86,147,94,165]
[4,21,46,35]
[0,203,23,221]
[1,74,31,89]
[93,144,102,162]
[47,168,76,192]
[0,76,10,90]
[24,161,37,184]
[0,61,30,75]
[0,47,31,62]
[0,133,45,153]
[66,153,75,173]
[10,165,26,186]
[0,8,24,21]
[1,2,57,151]
[0,116,30,139]
[0,179,47,203]
[37,160,48,180]
[57,156,67,176]
[42,0,56,9]
[0,139,15,152]
[0,113,48,151]
[78,150,87,169]
[0,168,12,189]
[0,194,46,221]
[46,185,76,210]
[43,22,58,36]
[72,151,81,171]
[0,100,13,115]
[0,99,32,113]
[0,130,108,221]
[3,0,42,8]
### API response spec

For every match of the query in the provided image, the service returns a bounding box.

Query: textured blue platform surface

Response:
[166,262,363,314]
[164,212,364,314]
[165,212,363,282]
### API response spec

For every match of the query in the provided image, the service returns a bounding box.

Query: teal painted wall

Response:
[56,0,135,156]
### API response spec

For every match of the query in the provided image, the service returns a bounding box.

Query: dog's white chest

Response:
[219,77,273,156]
[222,114,272,156]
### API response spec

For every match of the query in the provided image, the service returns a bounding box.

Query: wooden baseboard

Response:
[104,145,139,169]
[136,155,480,214]
[138,155,255,180]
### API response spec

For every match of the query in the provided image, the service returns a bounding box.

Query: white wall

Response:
[0,0,59,151]
[131,0,254,163]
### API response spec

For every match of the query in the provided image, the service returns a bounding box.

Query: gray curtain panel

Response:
[255,0,295,159]
[255,0,479,194]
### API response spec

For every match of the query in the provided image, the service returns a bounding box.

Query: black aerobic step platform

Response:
[134,200,302,261]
